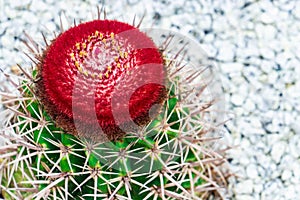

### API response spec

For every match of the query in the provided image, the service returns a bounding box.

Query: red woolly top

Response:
[41,20,165,140]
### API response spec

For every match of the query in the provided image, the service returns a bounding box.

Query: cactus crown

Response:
[36,20,166,141]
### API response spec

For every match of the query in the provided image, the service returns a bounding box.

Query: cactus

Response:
[0,15,229,200]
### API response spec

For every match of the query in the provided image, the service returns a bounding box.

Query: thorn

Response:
[16,64,33,82]
[169,63,186,77]
[23,52,39,66]
[160,34,175,52]
[0,68,19,88]
[99,3,105,20]
[20,37,35,54]
[59,12,64,33]
[41,32,49,47]
[23,31,39,54]
[53,30,57,39]
[103,8,107,20]
[132,14,136,26]
[137,11,146,28]
[97,5,101,20]
[171,41,189,62]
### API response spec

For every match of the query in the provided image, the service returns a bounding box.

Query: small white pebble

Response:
[221,62,243,73]
[231,94,245,106]
[246,164,259,179]
[281,169,292,181]
[271,142,286,163]
[235,180,253,194]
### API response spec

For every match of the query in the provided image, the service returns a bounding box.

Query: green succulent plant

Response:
[0,14,229,200]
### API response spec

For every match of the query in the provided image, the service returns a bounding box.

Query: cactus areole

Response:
[37,20,166,141]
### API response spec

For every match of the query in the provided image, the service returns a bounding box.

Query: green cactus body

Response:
[0,18,228,200]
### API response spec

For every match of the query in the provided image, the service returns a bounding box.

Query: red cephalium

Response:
[36,20,166,141]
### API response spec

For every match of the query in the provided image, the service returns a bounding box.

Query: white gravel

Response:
[1,0,300,199]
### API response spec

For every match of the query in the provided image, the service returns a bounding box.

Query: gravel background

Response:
[1,0,300,199]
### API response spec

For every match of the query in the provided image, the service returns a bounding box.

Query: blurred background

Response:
[1,0,299,199]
